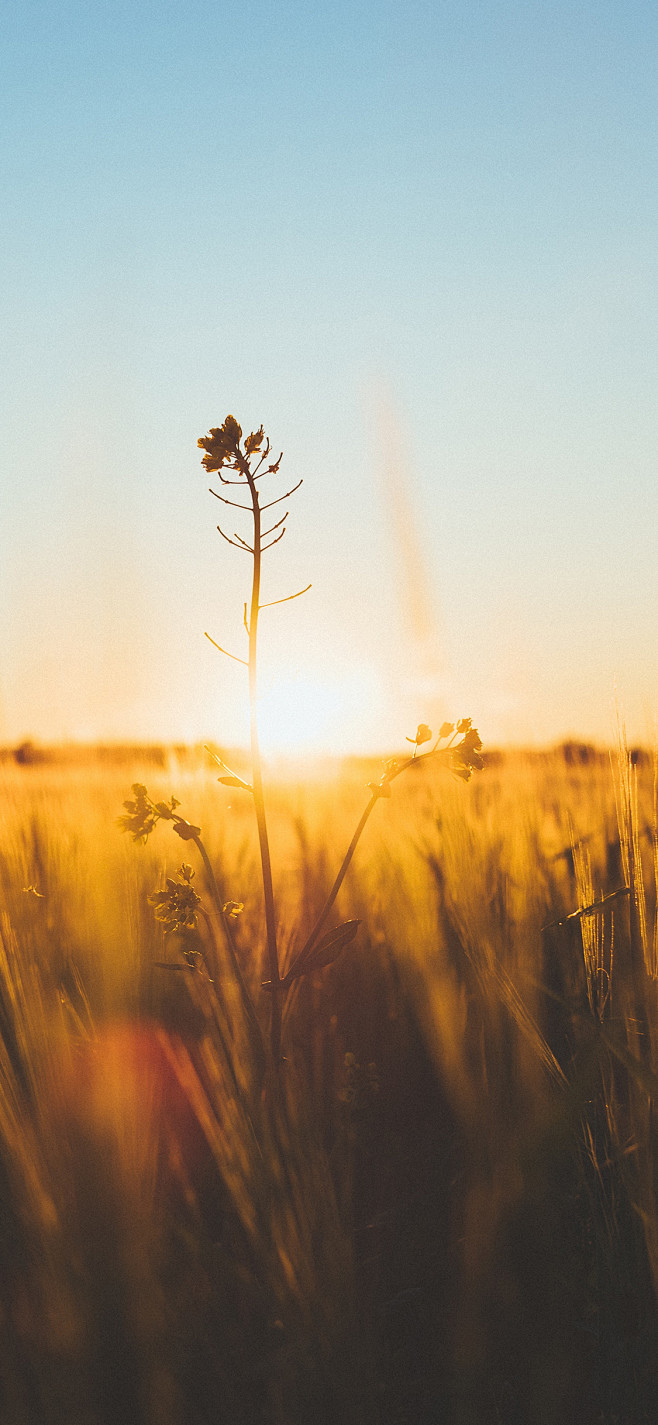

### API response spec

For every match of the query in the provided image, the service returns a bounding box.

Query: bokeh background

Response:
[2,0,657,752]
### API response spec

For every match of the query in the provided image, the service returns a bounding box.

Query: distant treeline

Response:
[4,740,186,767]
[1,738,648,769]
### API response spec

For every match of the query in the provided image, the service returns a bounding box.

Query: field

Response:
[1,741,658,1424]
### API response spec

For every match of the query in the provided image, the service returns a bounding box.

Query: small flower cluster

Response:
[368,718,483,797]
[117,785,200,845]
[448,723,484,781]
[149,864,201,932]
[198,415,281,480]
[427,718,484,781]
[367,756,401,796]
[339,1052,380,1109]
[406,722,432,751]
[117,784,179,843]
[438,717,474,739]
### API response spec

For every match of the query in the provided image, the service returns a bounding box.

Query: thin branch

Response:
[209,487,251,510]
[261,528,286,552]
[233,531,255,552]
[252,451,283,481]
[250,441,271,477]
[204,744,252,790]
[261,511,288,539]
[284,793,379,983]
[259,583,312,610]
[204,632,248,666]
[243,602,250,636]
[260,479,303,510]
[431,729,458,754]
[283,745,441,985]
[542,885,629,932]
[217,524,253,552]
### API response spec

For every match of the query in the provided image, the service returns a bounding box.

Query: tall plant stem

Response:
[286,751,429,983]
[288,795,380,981]
[246,471,282,1066]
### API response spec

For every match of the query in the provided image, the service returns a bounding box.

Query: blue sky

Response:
[2,1,658,750]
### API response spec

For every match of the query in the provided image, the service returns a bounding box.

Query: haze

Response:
[2,1,657,752]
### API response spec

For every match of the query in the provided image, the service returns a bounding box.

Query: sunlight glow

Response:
[257,668,381,757]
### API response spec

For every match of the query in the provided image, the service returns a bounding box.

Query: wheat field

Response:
[0,741,657,1424]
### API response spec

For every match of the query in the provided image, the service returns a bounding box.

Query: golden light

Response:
[257,667,381,757]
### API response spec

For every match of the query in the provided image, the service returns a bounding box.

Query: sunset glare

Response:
[257,668,383,758]
[2,1,658,751]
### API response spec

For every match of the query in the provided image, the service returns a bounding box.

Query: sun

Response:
[257,668,380,758]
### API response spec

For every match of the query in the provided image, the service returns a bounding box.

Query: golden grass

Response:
[1,745,658,1422]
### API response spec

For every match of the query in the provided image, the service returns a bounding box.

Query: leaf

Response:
[217,775,253,792]
[224,414,242,447]
[155,796,180,818]
[287,920,361,980]
[153,962,196,972]
[172,820,202,840]
[245,425,264,454]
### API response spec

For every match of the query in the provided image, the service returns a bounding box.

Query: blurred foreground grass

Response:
[1,745,658,1424]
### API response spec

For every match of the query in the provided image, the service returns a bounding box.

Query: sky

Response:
[1,0,658,753]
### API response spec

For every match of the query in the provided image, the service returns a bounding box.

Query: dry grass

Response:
[1,743,658,1423]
